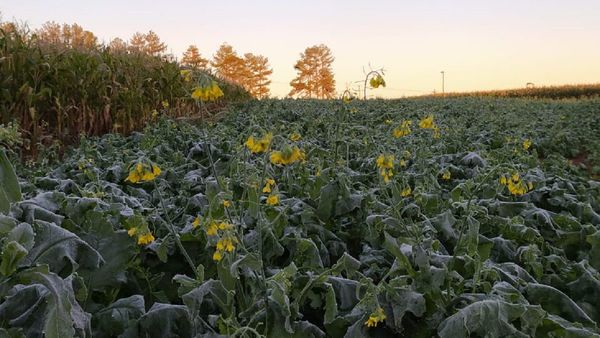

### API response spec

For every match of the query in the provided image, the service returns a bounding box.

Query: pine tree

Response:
[181,45,209,70]
[211,43,247,84]
[109,38,128,54]
[289,44,336,99]
[243,53,272,98]
[144,30,166,56]
[129,32,147,53]
[37,21,62,45]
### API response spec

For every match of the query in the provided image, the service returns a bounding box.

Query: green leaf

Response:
[78,211,135,291]
[316,182,338,221]
[0,241,28,276]
[137,303,192,338]
[93,295,145,337]
[0,149,21,214]
[324,283,338,325]
[331,252,361,277]
[20,220,103,275]
[438,300,530,338]
[182,279,230,318]
[0,266,91,338]
[385,286,426,332]
[524,283,595,325]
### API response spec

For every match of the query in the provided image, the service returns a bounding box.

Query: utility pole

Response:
[440,71,445,94]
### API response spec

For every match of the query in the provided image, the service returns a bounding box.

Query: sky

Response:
[2,0,600,98]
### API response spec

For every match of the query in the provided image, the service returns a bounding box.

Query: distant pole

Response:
[440,71,445,94]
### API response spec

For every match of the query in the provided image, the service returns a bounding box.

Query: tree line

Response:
[4,20,337,99]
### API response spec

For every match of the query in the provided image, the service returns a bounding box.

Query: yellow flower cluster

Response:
[191,81,224,101]
[289,132,302,141]
[442,170,451,180]
[213,236,238,261]
[401,186,412,197]
[125,162,161,183]
[270,146,306,166]
[369,75,386,88]
[245,133,273,154]
[223,200,231,208]
[418,116,435,129]
[192,216,201,228]
[203,220,237,261]
[180,69,192,82]
[127,227,155,246]
[393,120,412,138]
[266,194,279,206]
[500,173,534,196]
[263,178,276,193]
[418,115,441,138]
[376,154,394,183]
[523,138,532,150]
[365,307,386,328]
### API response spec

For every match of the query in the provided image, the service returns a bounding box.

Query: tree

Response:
[144,30,166,56]
[128,31,166,56]
[211,43,247,84]
[181,45,209,70]
[129,32,147,53]
[289,44,336,99]
[109,37,128,54]
[36,22,97,49]
[37,21,62,45]
[243,53,272,98]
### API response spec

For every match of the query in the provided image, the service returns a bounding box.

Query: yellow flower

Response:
[263,178,275,193]
[270,146,306,166]
[364,307,386,328]
[370,75,386,88]
[245,133,273,154]
[141,171,156,181]
[137,233,155,246]
[206,222,219,236]
[442,170,451,180]
[180,69,192,82]
[212,250,223,261]
[218,222,233,230]
[401,186,412,197]
[392,120,412,138]
[152,164,161,176]
[511,173,520,182]
[125,162,160,183]
[376,154,394,169]
[376,154,395,184]
[225,239,235,252]
[290,132,302,141]
[216,239,225,251]
[384,119,393,125]
[192,216,200,228]
[418,115,435,129]
[527,182,534,191]
[399,159,407,168]
[266,194,279,206]
[500,176,507,185]
[433,126,441,139]
[161,100,169,108]
[191,81,224,102]
[127,227,137,237]
[125,170,141,183]
[523,139,532,150]
[380,169,393,183]
[223,200,231,208]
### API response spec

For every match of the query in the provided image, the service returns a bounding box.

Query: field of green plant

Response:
[1,97,600,337]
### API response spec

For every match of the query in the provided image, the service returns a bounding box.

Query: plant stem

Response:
[154,181,199,278]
